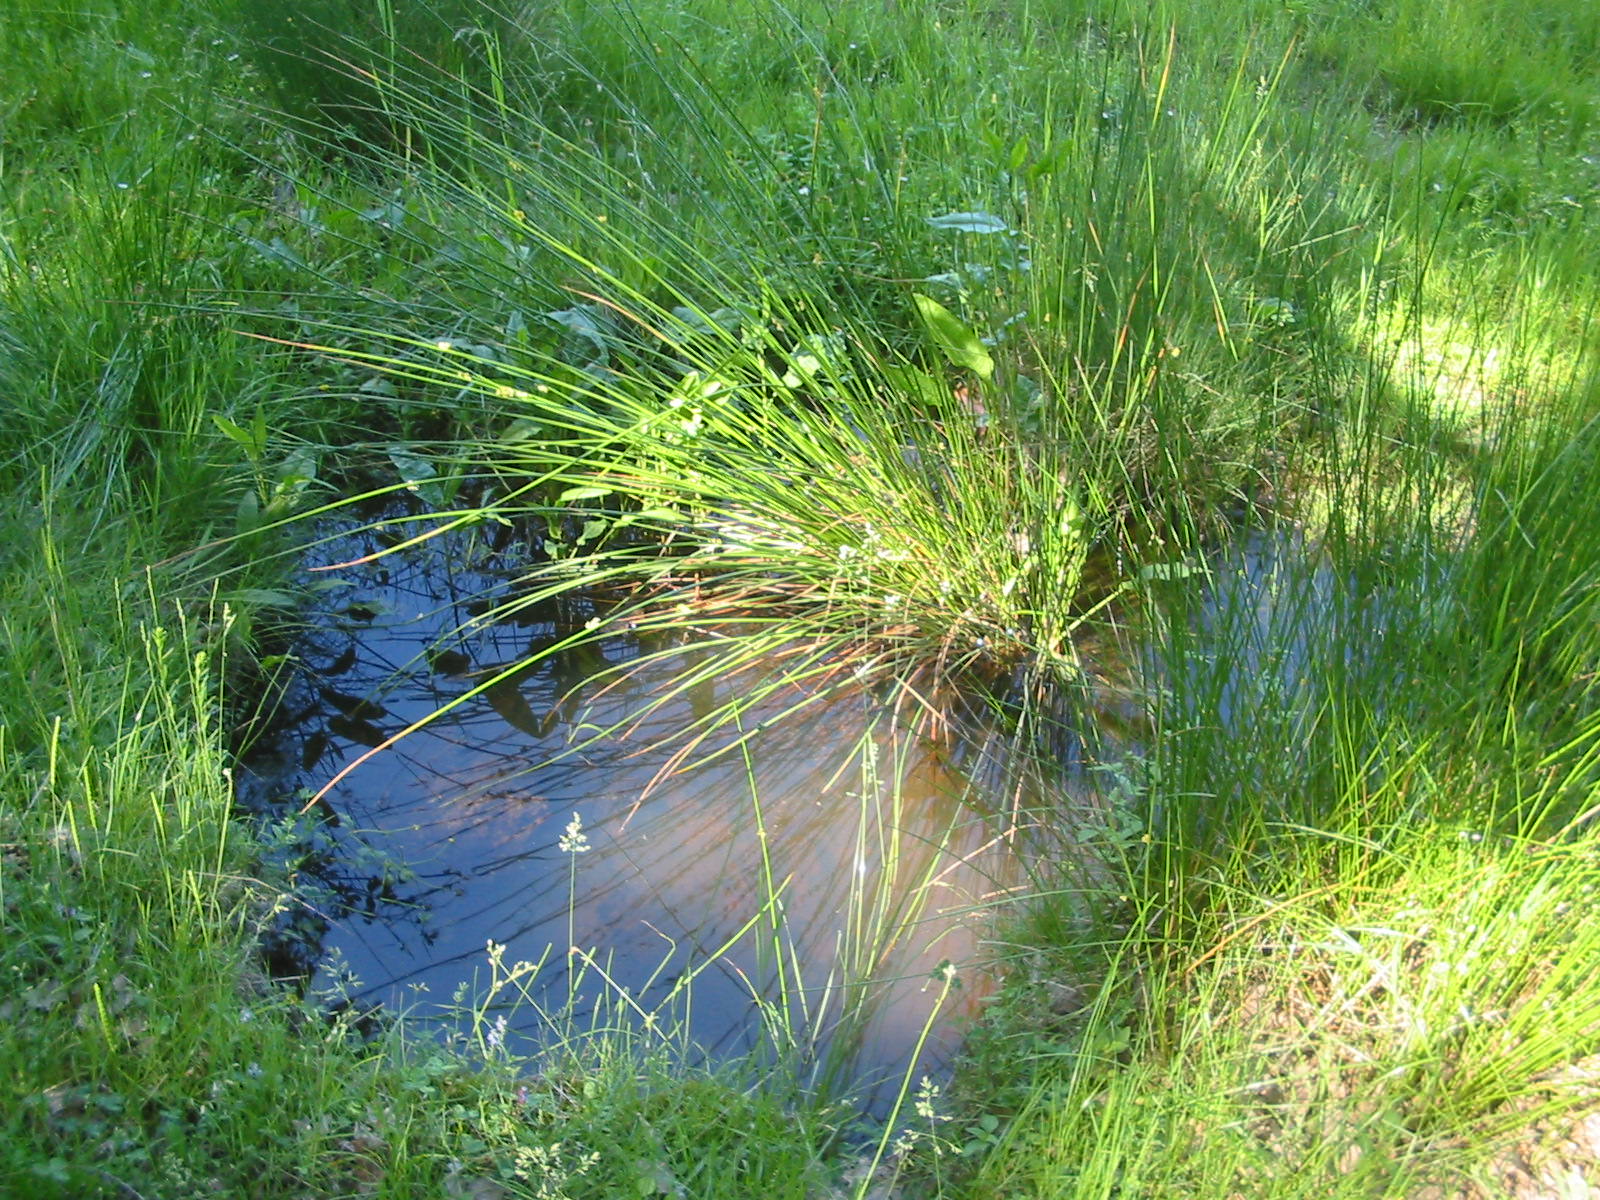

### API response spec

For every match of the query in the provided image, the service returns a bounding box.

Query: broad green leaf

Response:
[241,234,309,272]
[503,416,545,442]
[545,304,610,353]
[1028,140,1071,180]
[387,446,444,506]
[670,305,720,340]
[912,294,995,380]
[557,484,615,503]
[223,588,300,608]
[212,412,262,457]
[629,507,682,523]
[672,304,751,341]
[358,375,398,398]
[1138,559,1205,582]
[1058,495,1084,541]
[277,445,320,484]
[881,364,951,407]
[235,489,260,531]
[925,211,1010,235]
[387,446,437,485]
[781,358,821,388]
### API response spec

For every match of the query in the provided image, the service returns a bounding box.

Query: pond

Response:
[237,500,1121,1114]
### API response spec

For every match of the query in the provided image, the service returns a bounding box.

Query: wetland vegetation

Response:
[4,0,1600,1195]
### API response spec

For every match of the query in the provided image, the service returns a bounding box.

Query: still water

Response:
[240,505,1103,1110]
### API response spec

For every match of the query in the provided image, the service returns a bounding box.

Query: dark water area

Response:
[237,502,1111,1113]
[1155,529,1441,736]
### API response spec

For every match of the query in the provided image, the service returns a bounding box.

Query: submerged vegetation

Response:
[3,0,1600,1194]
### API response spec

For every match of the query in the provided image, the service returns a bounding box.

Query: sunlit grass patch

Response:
[1341,258,1600,479]
[934,816,1600,1198]
[1319,0,1600,131]
[1181,825,1600,1194]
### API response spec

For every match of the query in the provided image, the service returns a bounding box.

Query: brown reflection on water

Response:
[321,653,1030,1107]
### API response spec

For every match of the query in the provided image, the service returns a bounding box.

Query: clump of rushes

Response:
[289,287,1099,765]
[275,2,1356,758]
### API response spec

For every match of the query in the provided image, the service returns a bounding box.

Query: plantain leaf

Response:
[881,364,951,407]
[912,294,995,380]
[925,211,1010,234]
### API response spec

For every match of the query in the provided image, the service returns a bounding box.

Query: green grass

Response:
[3,0,1600,1195]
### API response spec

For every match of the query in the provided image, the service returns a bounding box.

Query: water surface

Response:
[238,506,1098,1109]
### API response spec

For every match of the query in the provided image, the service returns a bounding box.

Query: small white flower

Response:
[559,812,591,855]
[914,1076,948,1121]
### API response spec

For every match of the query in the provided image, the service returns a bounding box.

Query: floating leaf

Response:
[912,294,995,380]
[925,211,1010,235]
[387,446,444,506]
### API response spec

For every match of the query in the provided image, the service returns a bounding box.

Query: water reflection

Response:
[239,506,1100,1110]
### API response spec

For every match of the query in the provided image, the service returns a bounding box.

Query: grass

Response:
[2,0,1600,1195]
